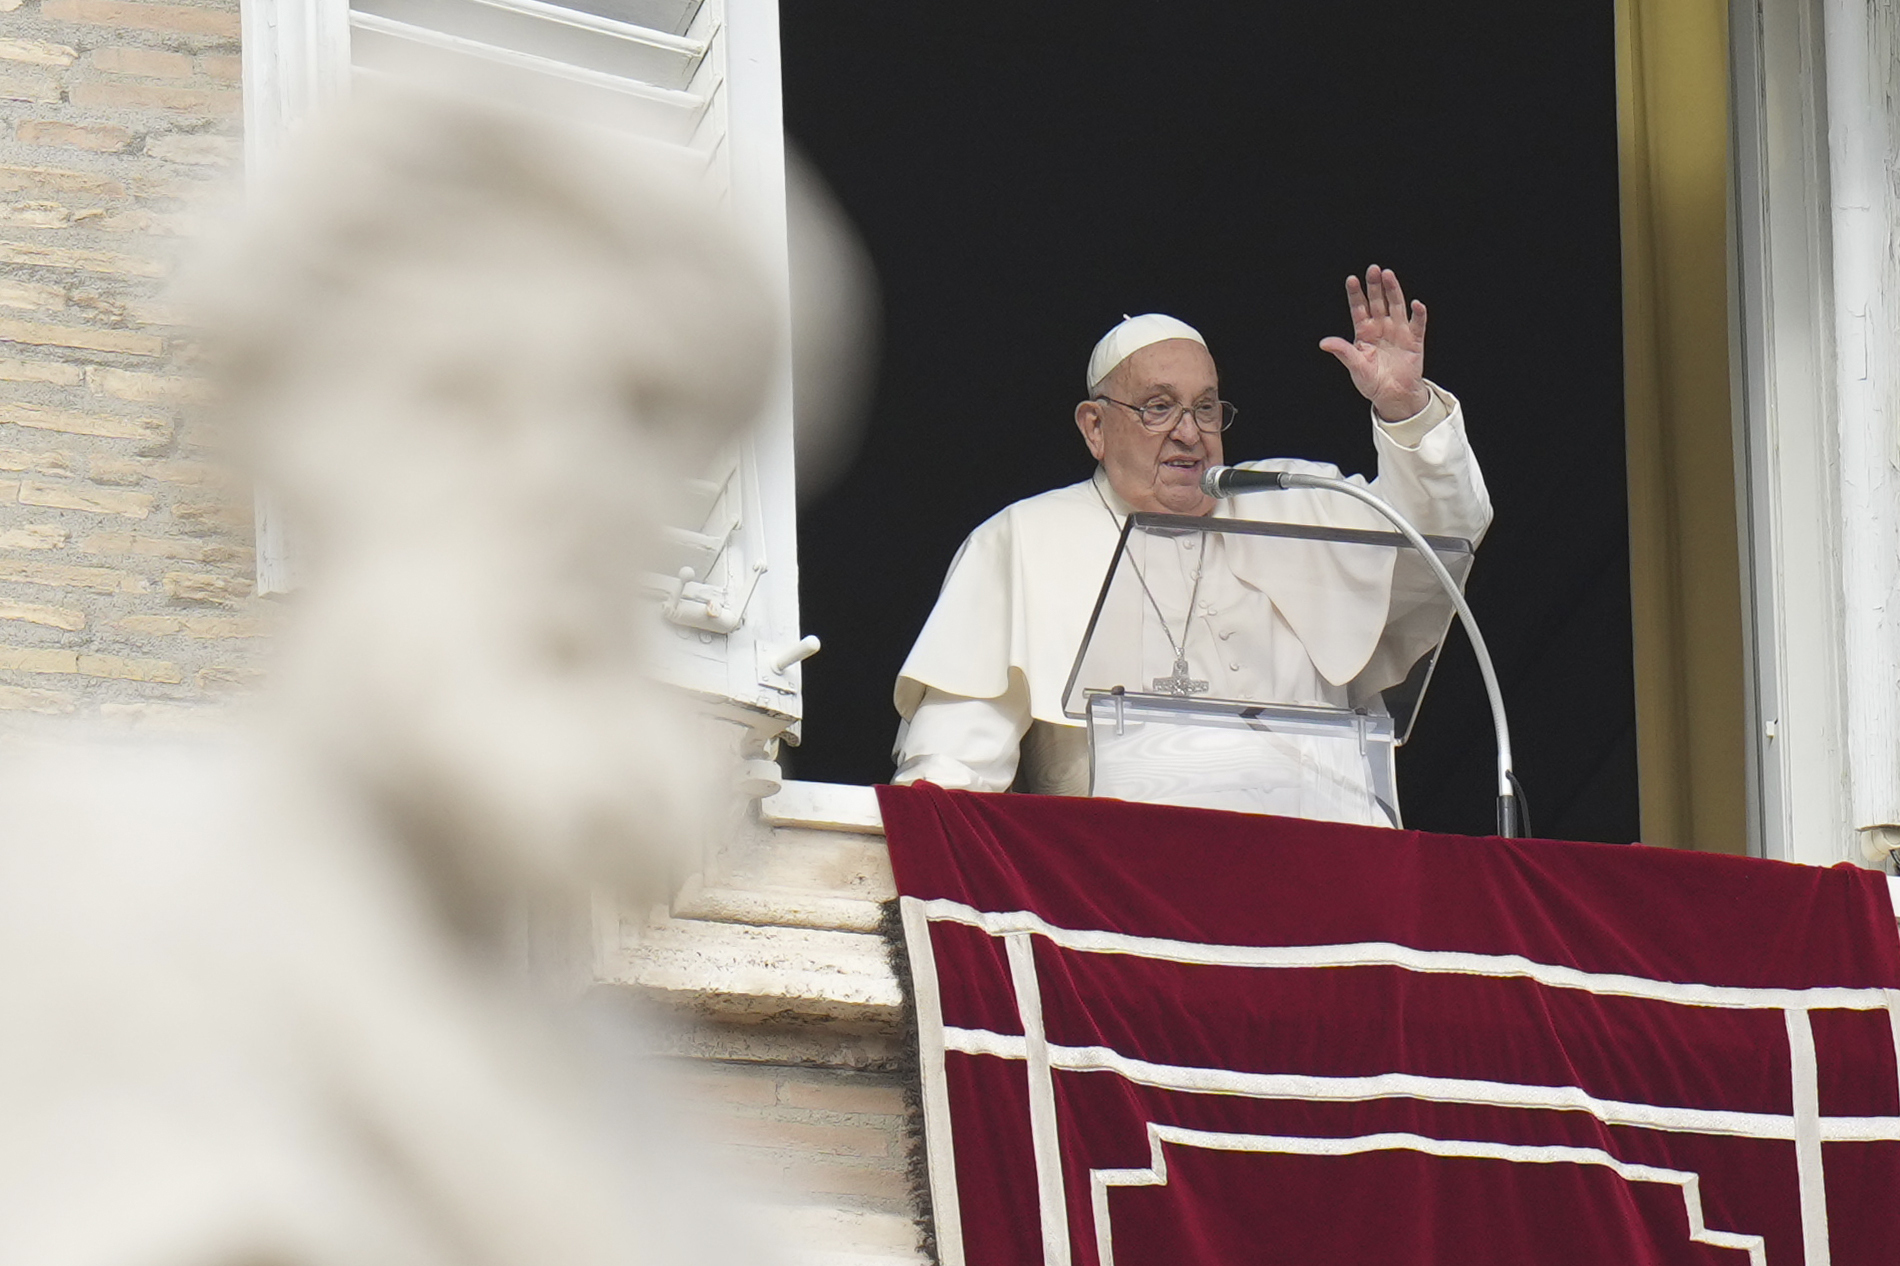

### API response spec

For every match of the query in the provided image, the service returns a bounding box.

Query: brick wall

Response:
[616,788,932,1261]
[679,1058,927,1262]
[0,0,266,723]
[684,1059,918,1213]
[0,16,927,1253]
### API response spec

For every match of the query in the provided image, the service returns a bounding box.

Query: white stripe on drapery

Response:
[899,897,966,1266]
[942,1024,1900,1143]
[914,897,1898,1010]
[912,898,1896,1266]
[1090,1124,1767,1266]
[1785,1008,1832,1266]
[1007,932,1071,1266]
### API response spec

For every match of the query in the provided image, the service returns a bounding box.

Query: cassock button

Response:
[1218,629,1232,640]
[1228,661,1241,671]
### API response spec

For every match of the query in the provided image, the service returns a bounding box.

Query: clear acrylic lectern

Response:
[1061,512,1474,826]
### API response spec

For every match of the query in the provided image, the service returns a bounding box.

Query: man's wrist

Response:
[1373,387,1432,423]
[1371,381,1453,449]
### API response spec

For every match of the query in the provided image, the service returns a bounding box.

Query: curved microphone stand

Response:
[1201,465,1521,838]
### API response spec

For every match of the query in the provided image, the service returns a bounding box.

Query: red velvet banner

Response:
[876,783,1900,1266]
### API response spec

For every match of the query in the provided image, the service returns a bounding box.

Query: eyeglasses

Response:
[1095,394,1238,434]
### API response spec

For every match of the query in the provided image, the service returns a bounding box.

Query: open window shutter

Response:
[244,0,810,747]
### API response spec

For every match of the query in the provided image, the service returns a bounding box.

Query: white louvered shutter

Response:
[242,0,811,748]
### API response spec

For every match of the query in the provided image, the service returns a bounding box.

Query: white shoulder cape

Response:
[897,459,1424,727]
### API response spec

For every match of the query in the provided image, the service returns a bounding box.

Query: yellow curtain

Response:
[1615,0,1748,853]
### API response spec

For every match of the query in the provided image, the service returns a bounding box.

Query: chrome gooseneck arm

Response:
[1201,465,1520,837]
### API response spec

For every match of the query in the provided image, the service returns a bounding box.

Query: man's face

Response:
[1074,338,1224,515]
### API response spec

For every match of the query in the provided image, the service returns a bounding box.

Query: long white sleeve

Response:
[892,684,1032,792]
[1368,380,1492,544]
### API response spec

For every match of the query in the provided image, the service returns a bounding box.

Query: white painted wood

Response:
[240,0,351,595]
[252,492,298,596]
[1820,0,1900,861]
[1729,0,1849,862]
[354,0,709,87]
[566,0,702,36]
[1728,0,1900,865]
[348,11,710,122]
[240,0,352,180]
[718,0,809,743]
[260,0,811,742]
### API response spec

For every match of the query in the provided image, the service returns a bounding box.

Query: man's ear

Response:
[1074,400,1107,461]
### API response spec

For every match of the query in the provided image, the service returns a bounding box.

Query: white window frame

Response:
[237,0,811,744]
[1728,0,1900,866]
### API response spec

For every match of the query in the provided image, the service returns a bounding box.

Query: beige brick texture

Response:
[0,523,69,547]
[68,80,240,115]
[0,356,82,384]
[0,642,79,672]
[143,130,231,164]
[676,1062,922,1222]
[89,46,189,78]
[39,0,238,38]
[0,681,76,711]
[1,74,64,105]
[0,40,80,68]
[77,648,181,681]
[0,444,76,473]
[0,597,83,628]
[0,557,147,592]
[0,163,123,195]
[14,119,132,152]
[86,365,208,401]
[0,239,169,277]
[0,400,167,439]
[0,0,264,715]
[0,316,162,355]
[19,475,153,515]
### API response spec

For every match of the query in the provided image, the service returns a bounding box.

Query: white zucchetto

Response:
[1086,313,1207,391]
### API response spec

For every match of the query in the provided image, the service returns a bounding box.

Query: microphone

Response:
[1200,465,1287,497]
[1196,461,1525,837]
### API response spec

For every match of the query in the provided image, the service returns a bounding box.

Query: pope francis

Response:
[890,266,1493,810]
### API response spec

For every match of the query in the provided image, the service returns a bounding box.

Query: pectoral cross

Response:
[1151,656,1208,697]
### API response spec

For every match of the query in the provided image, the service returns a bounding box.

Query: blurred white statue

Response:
[0,86,786,1266]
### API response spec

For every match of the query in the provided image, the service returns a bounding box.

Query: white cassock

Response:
[891,381,1492,816]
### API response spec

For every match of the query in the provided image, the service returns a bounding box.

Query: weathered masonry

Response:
[0,0,923,1257]
[0,0,265,722]
[609,781,928,1264]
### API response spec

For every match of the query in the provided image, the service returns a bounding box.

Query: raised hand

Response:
[1318,265,1430,422]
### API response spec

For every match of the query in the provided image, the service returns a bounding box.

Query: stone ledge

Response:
[762,780,884,834]
[638,1018,909,1071]
[673,879,885,934]
[610,913,902,1026]
[715,823,895,905]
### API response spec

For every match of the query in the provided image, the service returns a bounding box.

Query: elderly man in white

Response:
[890,266,1493,813]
